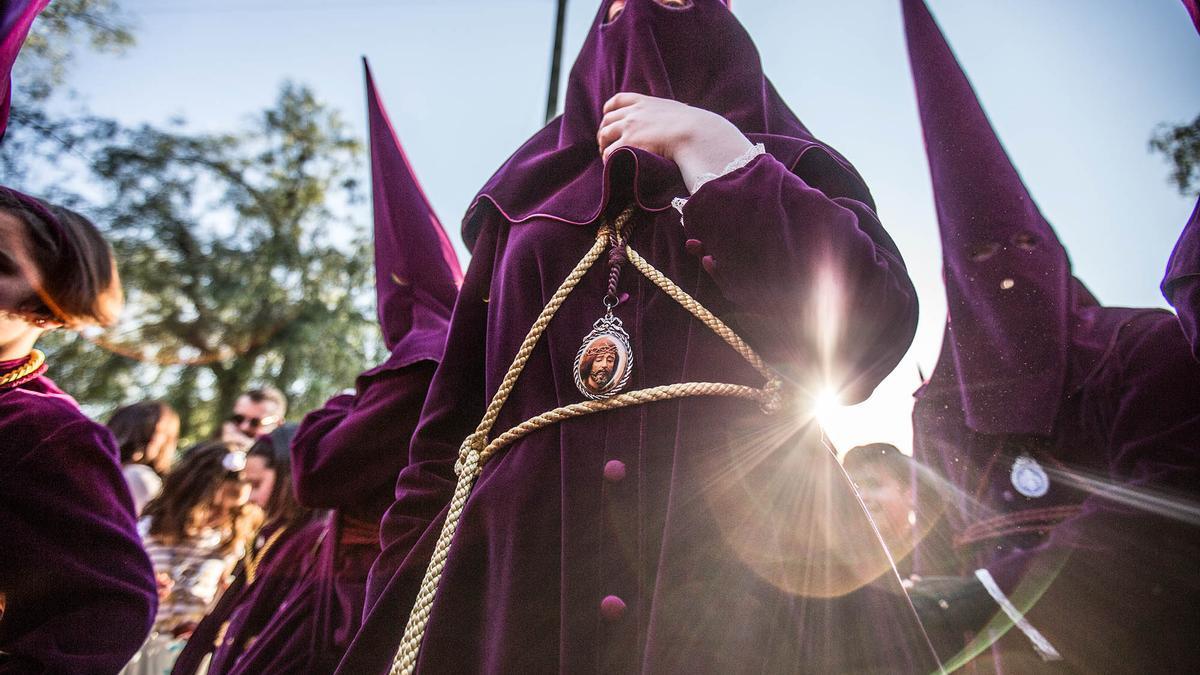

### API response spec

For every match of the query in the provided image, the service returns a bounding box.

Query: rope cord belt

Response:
[390,207,784,674]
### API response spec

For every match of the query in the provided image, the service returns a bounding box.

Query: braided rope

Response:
[390,209,781,674]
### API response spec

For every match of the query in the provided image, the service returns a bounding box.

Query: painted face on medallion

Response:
[579,336,626,396]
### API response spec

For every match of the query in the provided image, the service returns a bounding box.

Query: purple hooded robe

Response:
[904,0,1200,671]
[337,2,935,673]
[172,61,462,675]
[0,367,158,673]
[0,0,48,141]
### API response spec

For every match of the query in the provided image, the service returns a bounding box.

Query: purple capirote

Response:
[0,0,49,141]
[904,0,1200,670]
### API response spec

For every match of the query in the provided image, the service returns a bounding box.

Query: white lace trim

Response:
[672,143,767,224]
[974,568,1063,662]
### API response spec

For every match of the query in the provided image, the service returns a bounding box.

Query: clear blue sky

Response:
[37,0,1200,452]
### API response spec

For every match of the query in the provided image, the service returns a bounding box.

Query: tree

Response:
[2,0,133,178]
[1150,114,1200,196]
[15,0,135,102]
[42,83,380,441]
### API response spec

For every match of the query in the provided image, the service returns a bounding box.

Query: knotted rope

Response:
[390,207,783,674]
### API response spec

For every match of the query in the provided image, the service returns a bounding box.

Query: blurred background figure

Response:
[125,441,261,674]
[173,424,329,674]
[0,186,157,672]
[109,400,181,515]
[219,386,286,450]
[843,443,917,573]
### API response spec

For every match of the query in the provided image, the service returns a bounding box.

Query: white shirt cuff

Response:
[672,143,767,223]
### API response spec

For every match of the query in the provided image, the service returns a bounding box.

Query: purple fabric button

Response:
[684,238,704,256]
[603,460,626,483]
[701,255,717,276]
[600,595,626,621]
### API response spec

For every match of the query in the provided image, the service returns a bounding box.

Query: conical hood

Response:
[903,0,1072,436]
[460,0,873,249]
[1,0,49,141]
[1163,198,1200,360]
[364,59,462,371]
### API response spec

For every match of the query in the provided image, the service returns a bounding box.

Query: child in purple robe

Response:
[0,187,157,673]
[338,2,936,673]
[902,1,1200,671]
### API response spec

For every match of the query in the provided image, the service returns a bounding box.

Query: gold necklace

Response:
[243,524,288,585]
[0,349,46,389]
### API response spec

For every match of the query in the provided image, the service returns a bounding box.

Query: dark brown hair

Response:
[143,441,257,555]
[247,424,313,528]
[241,386,288,419]
[0,190,123,327]
[843,443,914,485]
[107,400,180,472]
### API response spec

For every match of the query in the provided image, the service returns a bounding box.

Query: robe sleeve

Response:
[982,312,1200,667]
[335,221,498,675]
[0,419,157,674]
[680,152,919,403]
[290,361,436,512]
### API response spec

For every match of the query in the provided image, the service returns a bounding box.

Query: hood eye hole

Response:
[967,241,1001,263]
[604,0,627,23]
[1012,232,1039,251]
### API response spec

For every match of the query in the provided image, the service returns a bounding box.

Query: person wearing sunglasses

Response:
[219,387,287,450]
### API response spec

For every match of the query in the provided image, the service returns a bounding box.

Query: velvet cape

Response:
[0,370,157,673]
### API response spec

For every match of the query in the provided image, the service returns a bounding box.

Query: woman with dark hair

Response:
[126,441,260,673]
[0,186,157,672]
[109,400,182,514]
[172,425,328,675]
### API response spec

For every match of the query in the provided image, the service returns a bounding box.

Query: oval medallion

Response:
[1011,454,1050,498]
[574,316,633,400]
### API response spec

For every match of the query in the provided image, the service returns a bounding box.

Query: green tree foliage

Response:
[2,0,132,179]
[15,0,135,101]
[1150,114,1200,196]
[41,84,380,442]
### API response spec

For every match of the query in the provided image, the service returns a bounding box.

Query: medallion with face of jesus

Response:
[574,320,633,399]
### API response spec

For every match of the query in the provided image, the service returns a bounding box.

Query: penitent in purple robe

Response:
[904,0,1200,671]
[337,2,935,673]
[175,60,461,674]
[0,366,157,673]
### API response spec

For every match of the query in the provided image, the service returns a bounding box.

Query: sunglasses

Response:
[228,413,280,430]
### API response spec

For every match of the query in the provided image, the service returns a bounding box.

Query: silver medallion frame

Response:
[573,316,634,400]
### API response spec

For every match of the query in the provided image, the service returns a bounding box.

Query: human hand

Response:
[598,92,753,192]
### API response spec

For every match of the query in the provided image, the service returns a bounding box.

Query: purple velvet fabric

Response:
[906,0,1200,670]
[335,6,931,671]
[461,0,874,248]
[1163,198,1199,361]
[1185,0,1200,34]
[902,0,1070,437]
[0,0,48,141]
[364,58,462,375]
[0,370,157,673]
